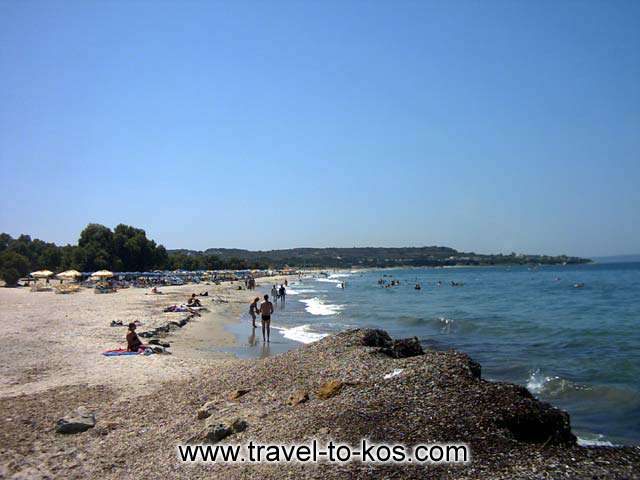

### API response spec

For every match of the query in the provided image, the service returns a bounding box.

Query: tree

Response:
[77,224,115,270]
[0,251,30,286]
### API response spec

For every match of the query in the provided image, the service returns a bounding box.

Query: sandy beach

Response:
[0,276,300,400]
[1,277,639,480]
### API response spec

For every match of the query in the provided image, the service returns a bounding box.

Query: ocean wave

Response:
[526,369,593,397]
[329,273,352,278]
[299,297,343,316]
[398,315,460,334]
[316,278,343,284]
[285,288,318,295]
[577,434,616,447]
[275,324,328,344]
[526,369,561,394]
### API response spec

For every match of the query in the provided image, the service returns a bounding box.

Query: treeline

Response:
[0,224,591,286]
[0,224,261,286]
[173,246,591,269]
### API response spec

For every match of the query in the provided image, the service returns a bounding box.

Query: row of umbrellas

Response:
[30,270,114,280]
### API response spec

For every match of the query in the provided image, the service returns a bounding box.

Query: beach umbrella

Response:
[91,270,114,278]
[31,270,54,278]
[57,270,82,279]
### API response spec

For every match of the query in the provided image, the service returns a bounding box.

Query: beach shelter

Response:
[31,270,54,278]
[91,270,114,279]
[57,270,82,280]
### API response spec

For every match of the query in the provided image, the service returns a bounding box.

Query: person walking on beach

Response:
[279,284,286,304]
[249,297,259,328]
[271,284,278,302]
[258,294,274,343]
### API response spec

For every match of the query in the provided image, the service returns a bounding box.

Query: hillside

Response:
[169,246,590,269]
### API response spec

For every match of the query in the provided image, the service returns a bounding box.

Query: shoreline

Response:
[0,277,638,478]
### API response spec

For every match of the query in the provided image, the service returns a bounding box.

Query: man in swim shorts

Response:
[258,294,274,343]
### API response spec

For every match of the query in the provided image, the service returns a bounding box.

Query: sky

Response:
[0,0,638,257]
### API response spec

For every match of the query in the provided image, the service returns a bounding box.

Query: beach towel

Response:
[102,348,153,356]
[102,349,140,356]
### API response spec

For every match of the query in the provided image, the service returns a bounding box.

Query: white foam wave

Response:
[316,278,342,284]
[526,369,560,394]
[285,287,317,295]
[299,297,343,316]
[276,325,328,344]
[438,316,454,333]
[577,435,616,447]
[329,273,352,278]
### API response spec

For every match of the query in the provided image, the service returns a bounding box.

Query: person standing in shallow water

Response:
[258,294,274,343]
[249,297,259,328]
[279,284,286,304]
[271,284,278,302]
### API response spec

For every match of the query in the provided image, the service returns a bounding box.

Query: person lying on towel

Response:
[126,322,145,352]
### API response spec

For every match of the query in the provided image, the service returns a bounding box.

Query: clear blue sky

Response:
[1,0,638,257]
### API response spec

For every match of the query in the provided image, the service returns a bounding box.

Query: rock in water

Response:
[317,380,344,400]
[55,408,96,434]
[288,390,309,406]
[382,337,424,358]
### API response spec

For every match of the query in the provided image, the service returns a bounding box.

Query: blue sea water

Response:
[228,263,640,446]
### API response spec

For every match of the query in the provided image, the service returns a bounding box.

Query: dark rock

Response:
[55,408,96,434]
[206,423,232,443]
[360,329,392,348]
[495,386,576,445]
[204,417,248,443]
[465,356,482,379]
[382,337,424,358]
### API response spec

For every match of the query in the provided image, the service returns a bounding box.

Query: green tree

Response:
[0,251,30,286]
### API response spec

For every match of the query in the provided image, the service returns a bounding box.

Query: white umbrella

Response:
[31,270,54,278]
[57,270,82,280]
[91,270,114,278]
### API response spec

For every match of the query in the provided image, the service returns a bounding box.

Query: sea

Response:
[221,262,640,447]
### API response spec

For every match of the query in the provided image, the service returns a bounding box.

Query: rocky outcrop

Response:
[381,336,424,358]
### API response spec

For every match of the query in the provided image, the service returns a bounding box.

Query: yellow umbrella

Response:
[91,270,114,278]
[31,270,54,278]
[57,270,82,279]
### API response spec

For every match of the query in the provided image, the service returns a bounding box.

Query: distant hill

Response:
[168,246,590,269]
[591,254,640,263]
